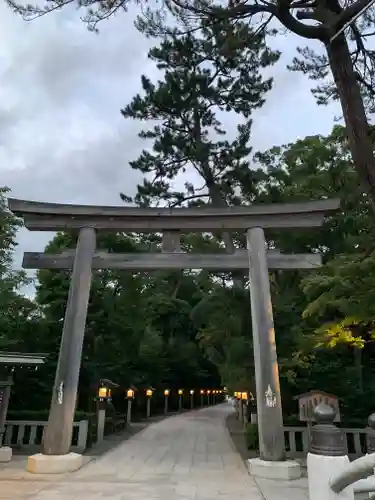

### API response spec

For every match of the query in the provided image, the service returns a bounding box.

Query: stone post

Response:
[247,227,284,462]
[42,227,96,457]
[164,394,168,415]
[146,397,151,419]
[97,407,106,443]
[307,403,351,500]
[0,377,12,462]
[366,413,375,454]
[127,398,133,425]
[250,400,258,424]
[239,399,244,423]
[234,397,240,419]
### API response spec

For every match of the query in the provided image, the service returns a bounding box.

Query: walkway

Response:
[0,403,309,499]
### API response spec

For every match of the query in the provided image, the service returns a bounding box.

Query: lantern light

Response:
[190,390,194,395]
[164,389,170,396]
[146,389,153,397]
[178,389,183,395]
[98,387,107,399]
[241,392,248,400]
[207,390,211,394]
[127,389,135,399]
[200,389,204,395]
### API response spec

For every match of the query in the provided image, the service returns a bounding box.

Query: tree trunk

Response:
[207,181,244,288]
[191,107,244,288]
[326,35,375,205]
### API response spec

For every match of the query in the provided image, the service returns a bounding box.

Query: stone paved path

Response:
[11,403,265,500]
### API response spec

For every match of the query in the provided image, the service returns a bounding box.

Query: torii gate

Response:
[8,197,339,475]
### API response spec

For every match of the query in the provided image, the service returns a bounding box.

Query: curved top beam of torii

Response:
[8,198,340,232]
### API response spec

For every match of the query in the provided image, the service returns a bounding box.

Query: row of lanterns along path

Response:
[96,387,226,438]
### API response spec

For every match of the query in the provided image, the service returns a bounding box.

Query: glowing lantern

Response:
[98,387,107,399]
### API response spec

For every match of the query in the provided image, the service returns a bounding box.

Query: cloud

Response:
[0,4,158,198]
[0,4,159,267]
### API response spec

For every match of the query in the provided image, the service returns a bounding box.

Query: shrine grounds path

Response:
[0,403,309,499]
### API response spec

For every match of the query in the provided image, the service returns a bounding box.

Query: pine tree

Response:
[120,19,278,286]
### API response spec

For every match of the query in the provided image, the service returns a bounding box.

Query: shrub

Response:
[245,423,259,450]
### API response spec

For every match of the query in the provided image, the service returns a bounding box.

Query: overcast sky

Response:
[0,2,341,286]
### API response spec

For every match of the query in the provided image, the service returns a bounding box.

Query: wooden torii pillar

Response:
[8,197,339,475]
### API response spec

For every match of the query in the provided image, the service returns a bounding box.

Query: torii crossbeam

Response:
[22,250,322,270]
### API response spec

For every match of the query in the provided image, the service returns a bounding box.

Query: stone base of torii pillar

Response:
[247,457,302,480]
[0,446,12,462]
[27,452,83,474]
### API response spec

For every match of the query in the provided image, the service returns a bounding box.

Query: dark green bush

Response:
[245,423,259,450]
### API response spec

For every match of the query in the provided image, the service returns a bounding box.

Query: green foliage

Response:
[24,230,221,413]
[0,188,34,354]
[245,423,259,451]
[191,287,255,391]
[248,126,375,416]
[121,17,278,214]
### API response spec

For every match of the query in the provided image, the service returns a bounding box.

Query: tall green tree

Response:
[0,188,32,351]
[121,19,278,210]
[121,19,278,287]
[172,0,375,208]
[252,126,375,419]
[252,125,372,256]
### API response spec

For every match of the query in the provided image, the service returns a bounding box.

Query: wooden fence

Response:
[284,426,367,459]
[2,420,89,454]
